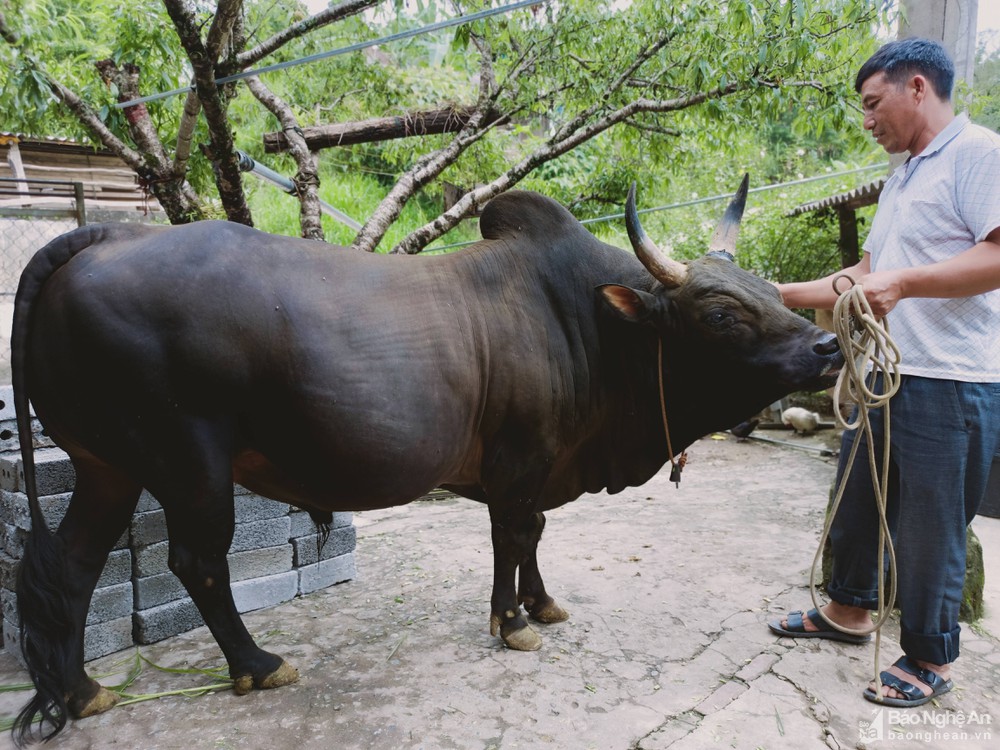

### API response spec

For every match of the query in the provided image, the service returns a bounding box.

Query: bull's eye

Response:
[704,309,734,330]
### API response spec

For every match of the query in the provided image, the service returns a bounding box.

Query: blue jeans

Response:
[827,375,1000,665]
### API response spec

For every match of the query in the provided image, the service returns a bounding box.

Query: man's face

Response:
[859,71,918,154]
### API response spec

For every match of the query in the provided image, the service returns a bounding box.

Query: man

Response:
[767,37,1000,707]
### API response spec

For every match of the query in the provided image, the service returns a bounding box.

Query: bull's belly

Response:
[232,448,478,512]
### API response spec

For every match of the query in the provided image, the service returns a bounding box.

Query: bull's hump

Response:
[479,191,582,242]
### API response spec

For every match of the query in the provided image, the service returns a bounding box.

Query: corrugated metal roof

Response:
[789,176,885,216]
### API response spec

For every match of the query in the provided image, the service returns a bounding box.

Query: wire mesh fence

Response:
[0,177,87,383]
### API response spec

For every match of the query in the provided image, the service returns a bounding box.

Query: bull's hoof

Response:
[233,675,254,696]
[528,600,570,624]
[490,612,543,651]
[69,685,119,719]
[233,660,299,696]
[257,660,299,690]
[503,624,542,651]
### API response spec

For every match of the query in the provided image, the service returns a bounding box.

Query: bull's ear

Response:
[598,284,657,322]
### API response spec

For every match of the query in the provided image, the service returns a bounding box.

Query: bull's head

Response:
[599,176,842,442]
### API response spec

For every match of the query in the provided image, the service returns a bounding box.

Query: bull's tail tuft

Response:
[13,531,72,745]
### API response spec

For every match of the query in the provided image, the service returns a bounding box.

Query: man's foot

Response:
[768,602,872,644]
[864,655,953,707]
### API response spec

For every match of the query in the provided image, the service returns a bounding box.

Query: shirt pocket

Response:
[898,198,972,260]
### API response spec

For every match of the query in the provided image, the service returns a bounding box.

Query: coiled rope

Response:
[809,276,901,694]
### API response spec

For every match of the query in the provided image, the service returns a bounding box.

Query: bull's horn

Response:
[625,182,687,288]
[707,173,749,259]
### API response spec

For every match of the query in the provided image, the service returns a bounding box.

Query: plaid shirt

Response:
[865,113,1000,381]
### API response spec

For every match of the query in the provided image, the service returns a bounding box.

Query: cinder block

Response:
[3,618,22,662]
[134,545,294,610]
[2,576,134,628]
[0,523,132,572]
[1,587,16,623]
[0,522,26,557]
[0,551,18,591]
[83,614,134,661]
[0,491,127,549]
[234,494,290,522]
[87,582,133,626]
[232,570,298,614]
[0,420,53,454]
[4,614,134,666]
[297,553,357,596]
[134,486,274,515]
[229,544,293,582]
[292,525,357,567]
[134,537,295,580]
[130,509,167,547]
[231,517,291,553]
[0,454,18,493]
[135,489,160,514]
[133,540,169,578]
[133,572,187,610]
[0,447,75,495]
[133,598,204,644]
[98,549,133,588]
[289,510,353,538]
[130,511,291,552]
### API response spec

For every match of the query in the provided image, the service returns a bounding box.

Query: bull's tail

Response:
[10,225,112,745]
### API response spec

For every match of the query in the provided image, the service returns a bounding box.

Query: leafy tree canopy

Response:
[1,0,890,254]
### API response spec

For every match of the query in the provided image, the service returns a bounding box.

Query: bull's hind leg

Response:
[516,513,570,626]
[17,457,141,735]
[151,421,297,695]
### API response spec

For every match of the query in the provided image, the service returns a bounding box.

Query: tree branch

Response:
[350,32,510,253]
[236,0,380,69]
[262,106,502,152]
[391,81,751,254]
[244,75,324,240]
[206,0,241,59]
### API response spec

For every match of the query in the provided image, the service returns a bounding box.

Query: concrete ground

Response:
[0,433,996,750]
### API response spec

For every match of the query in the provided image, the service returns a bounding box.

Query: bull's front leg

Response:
[488,507,543,650]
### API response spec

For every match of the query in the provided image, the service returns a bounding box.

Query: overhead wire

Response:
[422,163,887,252]
[114,0,546,109]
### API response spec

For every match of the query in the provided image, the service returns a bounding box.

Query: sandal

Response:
[863,655,953,707]
[768,608,871,644]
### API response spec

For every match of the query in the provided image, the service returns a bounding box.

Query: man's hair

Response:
[855,37,954,100]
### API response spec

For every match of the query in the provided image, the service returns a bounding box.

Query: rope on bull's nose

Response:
[809,276,901,698]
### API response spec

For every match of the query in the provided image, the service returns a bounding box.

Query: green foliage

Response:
[972,41,1000,133]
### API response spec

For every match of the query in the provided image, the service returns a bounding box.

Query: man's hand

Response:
[856,269,906,317]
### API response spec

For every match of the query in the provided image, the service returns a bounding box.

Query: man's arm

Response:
[776,254,871,310]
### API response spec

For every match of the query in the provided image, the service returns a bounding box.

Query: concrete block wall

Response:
[0,389,357,664]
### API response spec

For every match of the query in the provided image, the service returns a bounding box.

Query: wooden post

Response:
[835,206,859,269]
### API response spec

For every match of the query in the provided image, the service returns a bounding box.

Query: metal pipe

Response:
[237,151,362,231]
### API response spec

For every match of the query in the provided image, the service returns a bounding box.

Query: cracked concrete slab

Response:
[0,435,996,749]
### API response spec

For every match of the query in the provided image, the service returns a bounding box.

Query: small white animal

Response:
[781,407,821,434]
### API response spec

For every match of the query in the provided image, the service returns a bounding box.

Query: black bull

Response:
[11,181,841,741]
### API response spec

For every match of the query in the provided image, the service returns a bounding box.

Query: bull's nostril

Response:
[813,333,839,356]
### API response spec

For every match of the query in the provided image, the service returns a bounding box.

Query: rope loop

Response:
[831,281,901,430]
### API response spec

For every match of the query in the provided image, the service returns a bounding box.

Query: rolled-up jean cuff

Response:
[900,626,961,666]
[826,583,880,611]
